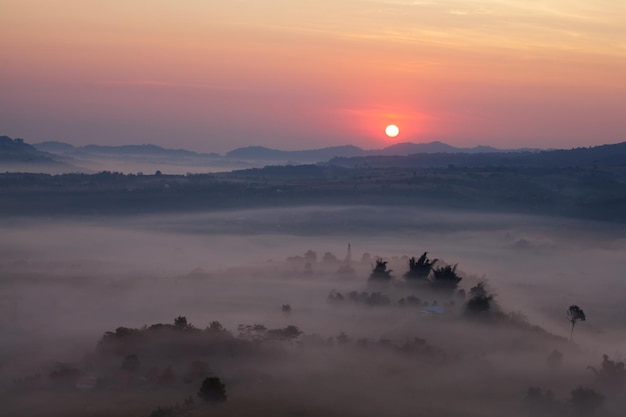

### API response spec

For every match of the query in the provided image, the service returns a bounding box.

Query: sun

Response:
[385,124,399,138]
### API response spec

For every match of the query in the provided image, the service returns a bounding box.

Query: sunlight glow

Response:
[385,124,400,138]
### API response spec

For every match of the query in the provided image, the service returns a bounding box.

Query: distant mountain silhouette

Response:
[4,137,626,222]
[0,136,58,163]
[224,141,531,163]
[377,141,460,155]
[22,136,626,170]
[33,139,536,164]
[35,141,220,158]
[328,141,626,169]
[374,141,508,155]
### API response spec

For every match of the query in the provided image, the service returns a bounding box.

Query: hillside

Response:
[328,142,626,170]
[0,136,57,163]
[2,142,626,222]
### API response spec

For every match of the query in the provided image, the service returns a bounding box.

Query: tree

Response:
[208,320,225,332]
[429,264,462,291]
[198,377,227,403]
[322,252,339,264]
[304,249,317,263]
[567,305,586,342]
[237,324,268,341]
[465,282,494,315]
[404,252,438,280]
[587,354,626,391]
[267,325,302,341]
[174,316,188,329]
[369,259,392,282]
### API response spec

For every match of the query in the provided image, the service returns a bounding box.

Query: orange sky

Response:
[1,1,625,151]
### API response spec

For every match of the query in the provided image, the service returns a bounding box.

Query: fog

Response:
[1,206,625,416]
[59,155,259,176]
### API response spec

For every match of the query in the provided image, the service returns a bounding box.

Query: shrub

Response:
[198,377,227,403]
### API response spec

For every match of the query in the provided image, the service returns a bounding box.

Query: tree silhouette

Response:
[369,259,392,282]
[198,377,227,403]
[567,305,586,342]
[429,264,462,290]
[404,252,438,280]
[465,282,494,315]
[207,320,225,333]
[237,324,268,341]
[174,316,188,329]
[267,325,302,341]
[304,249,317,264]
[586,354,626,391]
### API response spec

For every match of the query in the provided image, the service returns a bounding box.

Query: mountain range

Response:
[32,139,534,162]
[3,135,625,175]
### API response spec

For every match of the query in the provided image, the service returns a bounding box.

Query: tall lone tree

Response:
[567,305,586,342]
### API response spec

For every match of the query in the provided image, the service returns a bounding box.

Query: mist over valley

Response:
[3,0,626,414]
[1,204,625,416]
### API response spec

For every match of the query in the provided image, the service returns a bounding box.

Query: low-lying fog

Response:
[1,206,625,416]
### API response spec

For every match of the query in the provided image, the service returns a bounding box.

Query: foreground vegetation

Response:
[3,248,625,417]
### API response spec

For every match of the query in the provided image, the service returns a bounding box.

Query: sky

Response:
[1,0,626,153]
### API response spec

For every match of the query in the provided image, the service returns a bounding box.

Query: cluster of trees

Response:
[365,253,592,338]
[297,331,446,360]
[366,252,464,293]
[146,376,226,417]
[526,385,605,416]
[237,324,302,342]
[527,354,623,416]
[356,251,590,341]
[10,293,607,417]
[98,316,306,360]
[148,395,195,417]
[587,354,626,392]
[327,290,455,310]
[328,290,392,306]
